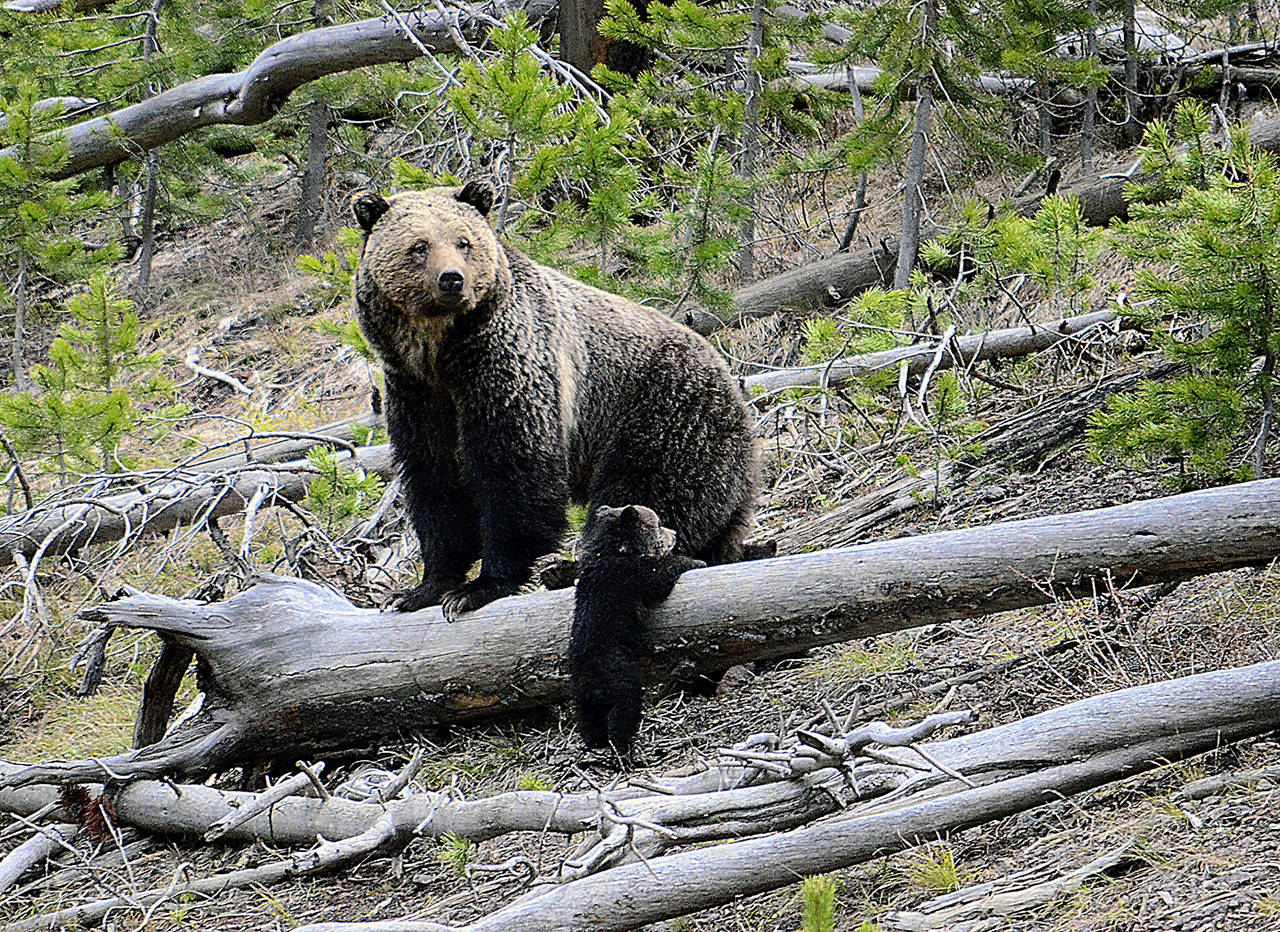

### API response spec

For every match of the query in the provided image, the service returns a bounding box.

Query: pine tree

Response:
[1089,102,1280,486]
[810,0,1099,290]
[0,274,172,476]
[0,82,119,388]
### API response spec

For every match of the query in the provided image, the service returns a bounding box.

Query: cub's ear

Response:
[351,191,390,233]
[456,180,494,217]
[620,505,643,523]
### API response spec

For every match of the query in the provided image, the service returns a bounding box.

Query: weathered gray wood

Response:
[726,113,1280,324]
[188,412,383,473]
[3,477,1279,788]
[0,1,554,181]
[3,657,1277,910]
[0,444,396,568]
[290,657,1280,932]
[741,309,1119,393]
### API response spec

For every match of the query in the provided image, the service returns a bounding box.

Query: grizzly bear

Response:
[350,181,759,620]
[570,504,703,751]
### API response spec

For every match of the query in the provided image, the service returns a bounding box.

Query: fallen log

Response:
[740,308,1120,394]
[188,412,383,473]
[0,444,396,568]
[4,659,1278,932]
[725,112,1280,324]
[287,657,1280,932]
[3,477,1278,788]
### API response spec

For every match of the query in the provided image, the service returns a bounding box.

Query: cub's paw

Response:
[389,581,445,613]
[440,578,515,621]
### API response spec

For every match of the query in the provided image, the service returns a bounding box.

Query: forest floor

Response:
[3,98,1280,932]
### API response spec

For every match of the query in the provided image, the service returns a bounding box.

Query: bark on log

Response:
[3,477,1278,788]
[726,113,1280,324]
[741,309,1120,394]
[0,444,395,568]
[0,1,553,182]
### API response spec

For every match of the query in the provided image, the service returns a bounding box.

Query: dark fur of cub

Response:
[570,504,703,752]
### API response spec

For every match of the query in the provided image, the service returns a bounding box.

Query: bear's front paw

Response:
[390,581,446,613]
[440,578,515,621]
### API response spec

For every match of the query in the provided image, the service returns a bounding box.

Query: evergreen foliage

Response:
[0,83,121,380]
[1089,102,1280,487]
[0,274,173,476]
[303,446,385,530]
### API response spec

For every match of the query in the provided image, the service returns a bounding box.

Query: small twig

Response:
[296,760,332,802]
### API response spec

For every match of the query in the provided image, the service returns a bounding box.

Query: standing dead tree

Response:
[2,476,1277,789]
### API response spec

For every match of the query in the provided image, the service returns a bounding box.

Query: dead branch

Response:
[778,361,1179,552]
[282,657,1280,932]
[1,476,1277,788]
[0,444,395,569]
[188,413,383,473]
[880,842,1135,931]
[741,309,1122,394]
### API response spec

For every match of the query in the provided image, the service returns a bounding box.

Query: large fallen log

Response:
[288,658,1280,932]
[6,656,1275,931]
[0,443,395,568]
[726,112,1280,324]
[3,477,1277,789]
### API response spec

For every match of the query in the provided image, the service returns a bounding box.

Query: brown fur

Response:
[352,183,760,619]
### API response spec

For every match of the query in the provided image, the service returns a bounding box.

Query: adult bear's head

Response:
[351,181,508,320]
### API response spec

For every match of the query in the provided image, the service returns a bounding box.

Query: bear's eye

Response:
[409,240,430,258]
[456,238,471,254]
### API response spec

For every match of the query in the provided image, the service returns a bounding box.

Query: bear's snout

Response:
[438,270,465,296]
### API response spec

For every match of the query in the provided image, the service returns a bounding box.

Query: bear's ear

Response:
[456,180,494,217]
[619,505,642,524]
[351,191,390,233]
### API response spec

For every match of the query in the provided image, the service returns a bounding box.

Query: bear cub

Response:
[350,182,760,621]
[570,504,704,752]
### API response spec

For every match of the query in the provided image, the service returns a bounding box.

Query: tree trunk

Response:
[735,0,765,283]
[895,0,935,292]
[1121,0,1142,146]
[295,97,329,246]
[134,151,159,308]
[11,252,31,391]
[294,0,331,247]
[133,0,163,310]
[1081,0,1098,170]
[5,476,1279,789]
[556,0,605,76]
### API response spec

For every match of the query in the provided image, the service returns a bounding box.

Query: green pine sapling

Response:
[1089,102,1280,487]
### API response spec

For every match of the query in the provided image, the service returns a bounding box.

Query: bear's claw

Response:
[390,581,445,613]
[440,578,515,621]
